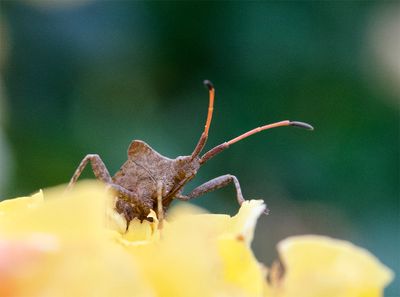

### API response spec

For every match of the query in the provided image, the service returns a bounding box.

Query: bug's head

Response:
[174,155,201,183]
[190,80,314,165]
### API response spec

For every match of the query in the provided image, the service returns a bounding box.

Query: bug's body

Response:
[67,81,313,226]
[112,140,200,220]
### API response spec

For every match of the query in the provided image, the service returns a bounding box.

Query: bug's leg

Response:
[67,154,112,189]
[156,181,164,228]
[115,199,136,231]
[68,155,151,218]
[176,174,245,205]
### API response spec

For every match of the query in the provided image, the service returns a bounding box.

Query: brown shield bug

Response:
[67,80,313,226]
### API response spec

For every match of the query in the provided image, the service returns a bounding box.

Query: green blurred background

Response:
[0,1,398,294]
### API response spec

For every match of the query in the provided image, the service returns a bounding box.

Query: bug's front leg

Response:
[176,174,245,205]
[156,181,164,228]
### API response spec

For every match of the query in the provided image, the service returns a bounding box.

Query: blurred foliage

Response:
[0,1,398,294]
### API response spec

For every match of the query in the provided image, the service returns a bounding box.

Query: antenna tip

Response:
[289,121,314,131]
[203,80,214,91]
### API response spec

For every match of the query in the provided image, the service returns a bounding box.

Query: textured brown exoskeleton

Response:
[67,81,313,227]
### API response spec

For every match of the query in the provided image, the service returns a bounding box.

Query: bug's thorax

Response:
[112,140,200,201]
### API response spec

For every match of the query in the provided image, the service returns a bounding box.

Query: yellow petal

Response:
[271,235,394,297]
[218,237,266,297]
[164,199,266,245]
[119,200,268,297]
[121,210,160,244]
[229,199,266,244]
[0,190,44,217]
[0,182,155,297]
[0,182,106,241]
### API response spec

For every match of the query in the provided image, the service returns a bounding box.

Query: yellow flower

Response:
[0,183,154,297]
[0,182,394,297]
[113,193,267,297]
[266,236,394,297]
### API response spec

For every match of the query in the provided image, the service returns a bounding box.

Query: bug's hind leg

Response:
[67,154,112,189]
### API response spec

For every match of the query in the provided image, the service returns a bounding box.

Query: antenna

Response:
[191,80,215,159]
[200,120,313,164]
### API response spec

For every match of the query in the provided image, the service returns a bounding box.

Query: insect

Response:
[67,80,313,227]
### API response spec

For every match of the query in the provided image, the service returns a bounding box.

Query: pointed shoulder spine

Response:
[127,140,152,157]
